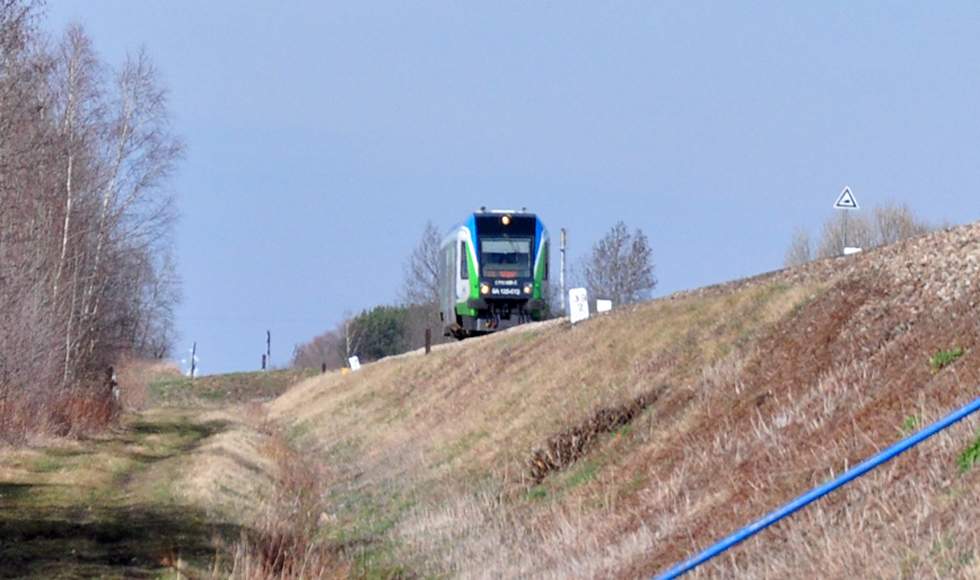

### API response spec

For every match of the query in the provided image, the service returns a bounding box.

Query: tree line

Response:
[0,2,182,440]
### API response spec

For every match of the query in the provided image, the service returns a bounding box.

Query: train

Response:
[440,209,550,339]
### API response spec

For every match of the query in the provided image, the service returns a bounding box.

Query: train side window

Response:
[460,242,469,280]
[543,242,549,280]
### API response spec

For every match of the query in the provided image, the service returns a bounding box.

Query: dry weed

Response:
[114,356,180,410]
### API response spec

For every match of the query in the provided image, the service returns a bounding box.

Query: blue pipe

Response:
[650,393,980,580]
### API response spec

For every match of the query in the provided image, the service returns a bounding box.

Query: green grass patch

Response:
[565,460,598,489]
[957,429,980,474]
[525,486,548,501]
[930,348,964,374]
[901,414,922,435]
[27,456,65,473]
[149,367,318,406]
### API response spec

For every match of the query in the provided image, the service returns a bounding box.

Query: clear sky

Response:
[44,2,980,375]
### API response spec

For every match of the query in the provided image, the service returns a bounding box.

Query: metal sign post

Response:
[266,330,271,368]
[833,186,860,254]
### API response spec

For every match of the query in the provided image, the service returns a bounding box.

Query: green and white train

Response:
[440,209,549,339]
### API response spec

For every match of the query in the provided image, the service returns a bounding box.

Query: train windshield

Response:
[481,238,532,278]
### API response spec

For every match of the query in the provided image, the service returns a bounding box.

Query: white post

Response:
[569,288,589,324]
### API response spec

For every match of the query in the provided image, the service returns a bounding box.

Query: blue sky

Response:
[44,2,980,375]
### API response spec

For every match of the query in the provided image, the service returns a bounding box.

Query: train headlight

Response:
[523,284,532,294]
[480,284,490,295]
[501,215,511,226]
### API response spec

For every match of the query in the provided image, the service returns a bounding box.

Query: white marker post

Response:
[833,186,860,254]
[569,287,590,324]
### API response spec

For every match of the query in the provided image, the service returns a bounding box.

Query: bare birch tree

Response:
[59,44,183,381]
[0,3,184,439]
[581,221,657,307]
[400,220,442,306]
[783,227,812,268]
[397,220,447,348]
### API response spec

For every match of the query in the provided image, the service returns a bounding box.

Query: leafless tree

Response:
[581,221,657,307]
[0,3,183,439]
[291,330,345,370]
[815,212,872,259]
[51,24,105,293]
[0,0,66,439]
[400,302,448,351]
[870,201,933,247]
[783,227,812,268]
[400,220,442,306]
[58,43,183,381]
[339,312,363,365]
[789,201,938,266]
[397,220,448,349]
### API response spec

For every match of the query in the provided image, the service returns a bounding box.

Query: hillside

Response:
[263,220,980,579]
[7,223,976,578]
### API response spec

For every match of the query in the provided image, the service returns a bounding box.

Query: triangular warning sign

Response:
[834,187,859,210]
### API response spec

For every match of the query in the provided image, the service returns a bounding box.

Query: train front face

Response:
[459,212,548,336]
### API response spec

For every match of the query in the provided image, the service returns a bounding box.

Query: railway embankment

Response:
[265,220,980,579]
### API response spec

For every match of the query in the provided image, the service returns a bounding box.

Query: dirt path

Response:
[0,409,242,579]
[0,369,318,579]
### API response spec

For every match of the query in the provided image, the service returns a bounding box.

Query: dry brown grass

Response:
[263,222,980,579]
[224,423,349,580]
[0,357,179,444]
[115,356,182,410]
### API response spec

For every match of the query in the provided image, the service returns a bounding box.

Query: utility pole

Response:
[266,330,271,369]
[190,341,197,379]
[560,228,567,315]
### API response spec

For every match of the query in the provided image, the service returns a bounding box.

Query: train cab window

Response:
[459,242,469,280]
[481,238,532,278]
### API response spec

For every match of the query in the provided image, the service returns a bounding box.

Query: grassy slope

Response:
[269,222,980,579]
